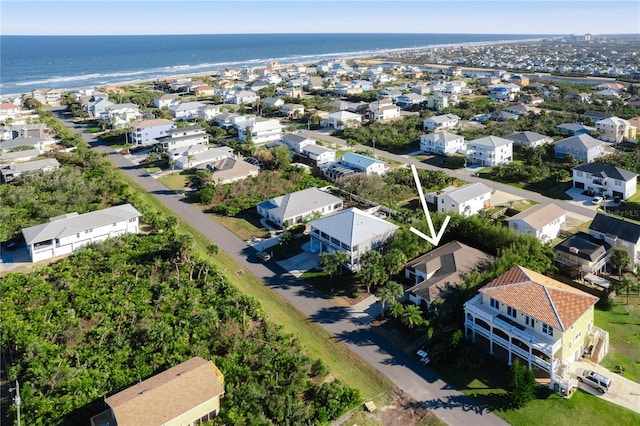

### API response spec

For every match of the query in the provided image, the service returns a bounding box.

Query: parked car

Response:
[256,251,271,262]
[416,349,431,365]
[592,196,604,205]
[576,368,612,393]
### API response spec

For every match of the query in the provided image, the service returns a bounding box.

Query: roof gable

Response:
[589,213,640,243]
[309,207,398,247]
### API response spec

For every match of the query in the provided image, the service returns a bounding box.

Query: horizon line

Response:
[4,31,618,37]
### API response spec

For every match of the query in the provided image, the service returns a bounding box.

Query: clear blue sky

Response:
[2,1,639,36]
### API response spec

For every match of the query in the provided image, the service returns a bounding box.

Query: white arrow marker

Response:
[409,164,450,246]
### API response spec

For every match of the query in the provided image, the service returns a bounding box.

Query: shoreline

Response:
[1,36,554,99]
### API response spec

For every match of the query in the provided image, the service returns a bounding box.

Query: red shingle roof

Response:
[480,266,598,331]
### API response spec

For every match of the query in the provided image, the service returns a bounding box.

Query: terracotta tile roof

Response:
[480,266,598,331]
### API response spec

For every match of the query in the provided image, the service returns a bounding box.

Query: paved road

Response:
[308,129,598,220]
[53,110,508,425]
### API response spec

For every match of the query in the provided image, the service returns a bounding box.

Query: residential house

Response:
[205,157,260,185]
[31,88,61,105]
[507,203,566,243]
[237,118,284,144]
[509,75,530,86]
[309,207,399,271]
[369,99,401,121]
[167,143,210,162]
[554,134,606,163]
[565,92,591,103]
[339,152,386,175]
[464,265,607,389]
[488,83,520,101]
[281,133,315,153]
[194,85,216,97]
[503,104,541,116]
[279,103,305,118]
[0,149,43,164]
[199,104,221,121]
[572,163,637,200]
[423,114,460,131]
[90,356,224,426]
[2,123,52,140]
[554,232,611,275]
[395,93,427,109]
[261,97,285,109]
[431,182,492,216]
[488,110,519,122]
[0,136,55,153]
[0,103,22,122]
[21,204,142,263]
[1,158,60,183]
[595,117,637,143]
[420,131,465,156]
[556,123,595,136]
[231,90,259,105]
[405,241,493,308]
[152,94,181,109]
[175,146,234,170]
[99,103,142,129]
[129,119,175,146]
[156,125,209,151]
[257,187,343,228]
[466,136,513,167]
[589,213,640,269]
[427,94,455,112]
[276,87,303,98]
[86,98,114,118]
[302,144,336,165]
[504,131,553,148]
[321,111,362,130]
[169,101,207,121]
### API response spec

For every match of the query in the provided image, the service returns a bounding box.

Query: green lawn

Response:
[158,172,189,191]
[608,186,640,221]
[208,211,271,241]
[117,172,396,401]
[595,304,640,382]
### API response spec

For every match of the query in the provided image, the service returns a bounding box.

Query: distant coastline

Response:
[0,33,554,97]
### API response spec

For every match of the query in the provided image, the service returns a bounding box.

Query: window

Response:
[542,323,553,336]
[85,229,92,234]
[507,306,517,318]
[525,315,536,328]
[490,298,498,309]
[575,331,582,342]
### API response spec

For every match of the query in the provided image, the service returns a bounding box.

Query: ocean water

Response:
[0,33,548,96]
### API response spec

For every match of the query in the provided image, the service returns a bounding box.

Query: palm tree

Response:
[401,304,424,330]
[319,252,340,285]
[334,251,350,278]
[376,281,404,318]
[389,302,404,319]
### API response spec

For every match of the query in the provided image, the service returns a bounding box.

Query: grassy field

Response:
[208,211,271,241]
[158,172,189,191]
[118,171,396,402]
[596,304,640,382]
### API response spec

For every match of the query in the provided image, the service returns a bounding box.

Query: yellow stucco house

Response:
[464,265,609,389]
[90,357,224,426]
[596,116,638,143]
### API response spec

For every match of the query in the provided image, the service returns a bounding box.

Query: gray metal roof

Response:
[22,204,141,245]
[556,133,605,149]
[572,162,637,181]
[444,182,492,204]
[468,135,513,148]
[309,207,398,247]
[258,188,342,223]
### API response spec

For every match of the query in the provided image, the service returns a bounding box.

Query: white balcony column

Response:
[507,337,513,366]
[489,327,494,354]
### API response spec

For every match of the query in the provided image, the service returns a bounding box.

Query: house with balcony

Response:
[205,157,260,185]
[99,103,142,129]
[31,88,61,105]
[589,213,640,269]
[405,241,493,308]
[464,265,607,389]
[281,133,315,153]
[466,135,513,167]
[507,203,566,243]
[237,118,284,144]
[169,101,209,121]
[257,187,343,229]
[0,103,22,122]
[369,99,401,121]
[339,152,386,175]
[555,122,595,136]
[175,146,234,170]
[395,93,427,109]
[302,144,336,165]
[86,98,114,118]
[572,163,637,201]
[156,125,209,151]
[90,356,224,426]
[420,131,465,156]
[309,207,398,271]
[21,204,141,263]
[554,134,607,163]
[430,182,492,216]
[231,90,259,105]
[554,232,611,275]
[423,114,460,131]
[128,118,175,146]
[321,111,362,129]
[504,131,553,148]
[152,93,181,109]
[279,103,305,118]
[595,116,637,143]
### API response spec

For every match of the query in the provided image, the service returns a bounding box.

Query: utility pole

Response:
[9,380,21,426]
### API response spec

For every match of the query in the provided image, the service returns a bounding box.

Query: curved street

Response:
[53,109,531,425]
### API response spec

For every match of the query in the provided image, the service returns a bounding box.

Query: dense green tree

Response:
[376,281,405,318]
[506,359,536,408]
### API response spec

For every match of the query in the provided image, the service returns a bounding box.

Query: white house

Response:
[420,131,465,156]
[1,158,60,183]
[507,203,566,243]
[169,101,206,121]
[0,103,22,122]
[156,125,209,151]
[369,99,401,121]
[237,118,284,144]
[257,187,343,229]
[423,114,460,131]
[504,131,554,148]
[129,118,175,146]
[554,134,607,163]
[466,136,513,167]
[302,144,336,165]
[279,103,305,117]
[152,94,181,109]
[321,111,362,130]
[572,163,638,200]
[175,146,234,170]
[309,207,399,271]
[432,182,492,216]
[31,88,61,105]
[395,93,427,109]
[340,152,386,175]
[281,133,316,153]
[231,90,259,105]
[21,204,142,263]
[99,103,142,128]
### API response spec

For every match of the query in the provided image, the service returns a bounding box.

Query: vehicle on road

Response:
[416,349,431,365]
[592,196,604,205]
[576,368,612,393]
